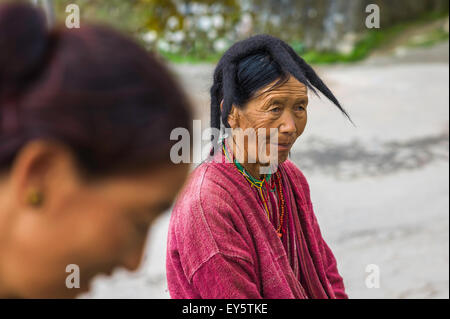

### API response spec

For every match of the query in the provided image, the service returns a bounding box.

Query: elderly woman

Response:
[0,3,191,298]
[167,35,351,299]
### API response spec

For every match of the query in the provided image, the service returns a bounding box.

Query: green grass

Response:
[300,11,449,64]
[406,28,449,48]
[300,24,407,64]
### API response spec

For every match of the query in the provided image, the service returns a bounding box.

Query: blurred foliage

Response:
[53,0,241,59]
[297,10,449,64]
[406,28,449,47]
[39,0,450,64]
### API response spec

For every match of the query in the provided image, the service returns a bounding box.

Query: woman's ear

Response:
[227,105,239,129]
[8,140,82,212]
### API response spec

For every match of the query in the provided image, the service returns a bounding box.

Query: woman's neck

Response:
[227,137,263,180]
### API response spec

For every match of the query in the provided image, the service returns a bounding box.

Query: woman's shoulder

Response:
[173,160,240,213]
[168,161,254,282]
[281,159,309,185]
[280,159,313,206]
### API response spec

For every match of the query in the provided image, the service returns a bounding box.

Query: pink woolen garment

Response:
[166,151,347,299]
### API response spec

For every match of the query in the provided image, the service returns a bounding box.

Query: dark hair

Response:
[210,34,353,135]
[0,3,192,176]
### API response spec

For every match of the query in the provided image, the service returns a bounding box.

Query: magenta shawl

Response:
[166,151,347,299]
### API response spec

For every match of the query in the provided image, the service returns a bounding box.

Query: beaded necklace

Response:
[222,139,286,238]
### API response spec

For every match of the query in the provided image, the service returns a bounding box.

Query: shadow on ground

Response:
[291,131,449,179]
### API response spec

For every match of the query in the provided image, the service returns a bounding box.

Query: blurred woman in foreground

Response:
[0,3,191,298]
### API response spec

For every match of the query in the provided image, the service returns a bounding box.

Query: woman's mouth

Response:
[274,143,292,151]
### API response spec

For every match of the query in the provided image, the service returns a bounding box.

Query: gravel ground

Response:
[81,43,449,299]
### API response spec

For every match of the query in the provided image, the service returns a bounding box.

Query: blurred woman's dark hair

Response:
[0,2,192,176]
[210,34,353,136]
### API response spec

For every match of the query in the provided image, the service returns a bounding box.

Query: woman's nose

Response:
[122,247,145,271]
[279,111,297,134]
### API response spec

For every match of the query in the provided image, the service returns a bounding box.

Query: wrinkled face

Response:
[228,75,308,167]
[0,141,189,298]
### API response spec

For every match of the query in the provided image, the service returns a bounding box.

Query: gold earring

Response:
[28,189,44,207]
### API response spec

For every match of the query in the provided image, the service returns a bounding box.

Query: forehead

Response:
[257,75,308,101]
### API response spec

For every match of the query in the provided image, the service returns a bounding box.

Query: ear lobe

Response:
[9,140,81,210]
[227,105,239,129]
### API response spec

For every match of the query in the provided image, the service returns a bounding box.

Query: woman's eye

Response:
[270,106,282,113]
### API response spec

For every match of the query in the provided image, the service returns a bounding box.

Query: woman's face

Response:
[0,140,189,298]
[228,75,308,167]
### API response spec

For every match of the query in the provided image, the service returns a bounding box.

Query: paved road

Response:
[82,43,449,299]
